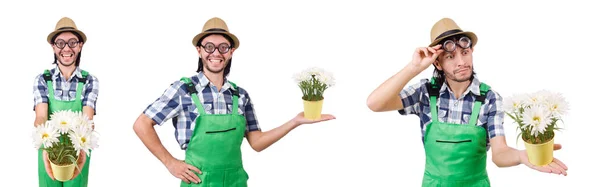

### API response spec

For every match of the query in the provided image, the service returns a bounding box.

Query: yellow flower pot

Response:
[523,137,554,166]
[303,99,324,120]
[50,160,76,182]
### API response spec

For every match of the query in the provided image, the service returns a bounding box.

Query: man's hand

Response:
[42,150,55,180]
[520,144,568,176]
[291,112,336,126]
[165,158,202,184]
[71,151,87,180]
[411,44,444,72]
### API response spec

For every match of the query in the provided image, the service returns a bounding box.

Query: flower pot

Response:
[50,160,76,182]
[523,137,554,166]
[303,99,324,120]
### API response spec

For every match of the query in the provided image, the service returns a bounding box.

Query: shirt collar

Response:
[438,75,482,97]
[195,71,231,92]
[52,65,83,82]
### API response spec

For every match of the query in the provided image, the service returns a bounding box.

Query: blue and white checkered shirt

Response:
[143,72,261,150]
[33,66,100,112]
[398,76,504,149]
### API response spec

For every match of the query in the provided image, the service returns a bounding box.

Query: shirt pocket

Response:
[226,104,244,115]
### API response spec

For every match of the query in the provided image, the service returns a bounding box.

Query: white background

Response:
[0,0,597,186]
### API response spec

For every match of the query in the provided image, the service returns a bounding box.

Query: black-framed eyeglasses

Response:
[442,36,471,52]
[53,38,81,49]
[199,42,231,54]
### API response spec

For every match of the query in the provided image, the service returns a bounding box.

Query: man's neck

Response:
[203,71,225,91]
[58,64,77,81]
[445,78,472,99]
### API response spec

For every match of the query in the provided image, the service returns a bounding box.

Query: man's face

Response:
[52,32,83,67]
[434,44,474,83]
[196,34,235,74]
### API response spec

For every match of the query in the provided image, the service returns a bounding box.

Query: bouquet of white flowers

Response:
[503,90,568,166]
[293,67,335,120]
[32,110,99,181]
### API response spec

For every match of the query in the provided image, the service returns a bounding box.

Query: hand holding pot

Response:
[42,150,87,180]
[292,112,336,126]
[519,143,568,176]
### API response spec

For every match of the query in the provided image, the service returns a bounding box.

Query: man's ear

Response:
[196,46,202,56]
[434,59,443,70]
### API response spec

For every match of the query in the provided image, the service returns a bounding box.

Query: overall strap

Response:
[468,82,490,125]
[228,81,239,115]
[75,70,89,101]
[181,77,206,115]
[43,70,55,101]
[426,78,441,123]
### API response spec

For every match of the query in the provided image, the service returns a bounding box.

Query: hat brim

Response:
[47,29,87,44]
[192,31,239,49]
[429,31,477,48]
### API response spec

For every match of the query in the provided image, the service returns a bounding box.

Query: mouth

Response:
[455,68,470,74]
[60,53,74,58]
[208,58,224,64]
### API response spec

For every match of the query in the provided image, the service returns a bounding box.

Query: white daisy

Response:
[69,125,98,157]
[522,105,552,137]
[545,91,569,117]
[49,110,77,134]
[32,121,60,149]
[502,93,526,113]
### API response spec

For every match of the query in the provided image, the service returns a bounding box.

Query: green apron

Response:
[421,79,491,187]
[180,77,249,187]
[38,69,92,187]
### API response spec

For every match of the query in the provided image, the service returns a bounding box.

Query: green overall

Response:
[180,77,249,187]
[421,79,491,187]
[38,69,92,187]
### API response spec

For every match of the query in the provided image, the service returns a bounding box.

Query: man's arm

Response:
[245,112,335,152]
[133,114,202,184]
[366,45,443,112]
[490,136,567,176]
[34,104,48,126]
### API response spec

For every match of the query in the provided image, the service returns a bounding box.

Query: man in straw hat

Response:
[133,17,335,186]
[367,18,568,186]
[33,17,99,187]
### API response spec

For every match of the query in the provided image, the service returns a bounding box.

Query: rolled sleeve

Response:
[398,79,427,115]
[243,92,260,132]
[143,82,184,126]
[486,91,505,139]
[33,74,48,110]
[82,75,100,112]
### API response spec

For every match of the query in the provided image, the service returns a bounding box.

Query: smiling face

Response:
[196,34,235,75]
[52,32,83,67]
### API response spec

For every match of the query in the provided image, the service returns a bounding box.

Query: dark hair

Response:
[195,33,235,78]
[433,34,476,81]
[51,31,84,66]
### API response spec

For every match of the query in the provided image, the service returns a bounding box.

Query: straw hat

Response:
[47,17,87,44]
[429,18,477,47]
[192,17,240,49]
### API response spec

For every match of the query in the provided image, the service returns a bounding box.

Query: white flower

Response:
[522,93,546,108]
[315,70,336,88]
[72,111,94,131]
[49,110,77,134]
[69,125,99,157]
[522,105,552,137]
[32,121,60,149]
[544,91,569,117]
[502,94,526,113]
[293,72,312,84]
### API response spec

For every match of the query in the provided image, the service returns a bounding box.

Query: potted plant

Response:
[503,90,568,166]
[293,67,335,120]
[32,110,99,181]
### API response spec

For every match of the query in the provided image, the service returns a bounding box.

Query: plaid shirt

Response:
[143,72,261,150]
[33,66,100,112]
[398,76,504,149]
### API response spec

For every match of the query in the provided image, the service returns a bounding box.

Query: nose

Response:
[455,52,467,67]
